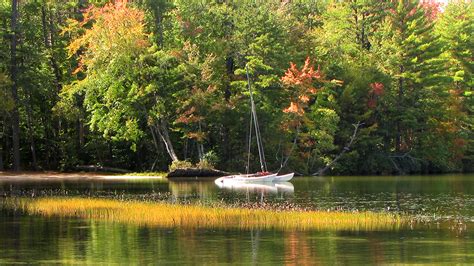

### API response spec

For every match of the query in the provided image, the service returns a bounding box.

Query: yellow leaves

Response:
[186,131,207,141]
[65,0,149,75]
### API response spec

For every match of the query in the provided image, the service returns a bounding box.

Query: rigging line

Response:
[254,112,268,171]
[246,65,266,172]
[275,137,283,162]
[246,105,253,174]
[276,125,300,173]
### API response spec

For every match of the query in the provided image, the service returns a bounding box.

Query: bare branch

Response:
[313,121,364,176]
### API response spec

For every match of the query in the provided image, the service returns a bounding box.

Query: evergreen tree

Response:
[375,0,455,172]
[437,1,474,171]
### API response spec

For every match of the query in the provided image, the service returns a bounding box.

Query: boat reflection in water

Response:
[215,180,294,195]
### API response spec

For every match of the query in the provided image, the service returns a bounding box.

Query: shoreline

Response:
[0,171,164,181]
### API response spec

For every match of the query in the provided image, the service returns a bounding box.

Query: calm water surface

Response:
[1,174,473,264]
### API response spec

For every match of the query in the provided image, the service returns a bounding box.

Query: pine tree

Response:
[437,1,474,171]
[375,0,451,172]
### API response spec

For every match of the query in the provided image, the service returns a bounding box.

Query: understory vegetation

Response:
[0,0,472,175]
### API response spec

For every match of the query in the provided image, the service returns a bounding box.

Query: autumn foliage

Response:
[65,0,148,74]
[367,82,384,109]
[281,57,324,116]
[420,0,442,20]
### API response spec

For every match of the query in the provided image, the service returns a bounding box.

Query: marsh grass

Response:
[122,172,167,177]
[2,197,406,231]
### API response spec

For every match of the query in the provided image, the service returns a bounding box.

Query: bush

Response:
[196,151,219,169]
[169,160,193,172]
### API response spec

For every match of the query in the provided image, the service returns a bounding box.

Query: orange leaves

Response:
[299,95,310,103]
[65,0,149,74]
[283,101,304,115]
[175,106,203,124]
[281,57,324,116]
[282,57,321,89]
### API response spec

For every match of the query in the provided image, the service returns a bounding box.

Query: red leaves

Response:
[370,82,384,96]
[367,82,385,109]
[453,138,466,148]
[420,0,442,21]
[389,0,441,22]
[367,98,377,109]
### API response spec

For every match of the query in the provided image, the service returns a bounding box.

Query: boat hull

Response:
[215,173,277,184]
[273,173,294,182]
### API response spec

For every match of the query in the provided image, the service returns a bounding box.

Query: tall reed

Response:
[3,197,406,231]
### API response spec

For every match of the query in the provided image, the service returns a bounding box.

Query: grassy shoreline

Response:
[2,197,406,231]
[0,171,165,181]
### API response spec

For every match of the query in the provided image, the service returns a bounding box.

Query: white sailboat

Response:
[215,66,293,184]
[273,173,294,182]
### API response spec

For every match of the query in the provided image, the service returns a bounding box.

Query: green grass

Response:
[3,197,407,231]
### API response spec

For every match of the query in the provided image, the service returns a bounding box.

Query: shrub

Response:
[169,160,193,172]
[196,151,219,169]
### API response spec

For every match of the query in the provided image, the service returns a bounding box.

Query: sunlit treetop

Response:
[64,0,149,74]
[420,0,443,20]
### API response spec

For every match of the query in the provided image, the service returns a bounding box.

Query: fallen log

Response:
[74,165,130,173]
[167,168,231,179]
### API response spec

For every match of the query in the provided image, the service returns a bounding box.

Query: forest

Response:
[0,0,472,175]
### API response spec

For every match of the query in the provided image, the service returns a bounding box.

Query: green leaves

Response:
[0,73,13,114]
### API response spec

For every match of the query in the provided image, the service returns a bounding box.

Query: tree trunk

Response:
[149,125,161,157]
[0,138,3,171]
[42,2,62,139]
[26,94,38,170]
[0,147,3,171]
[78,119,85,147]
[313,122,363,176]
[10,0,20,171]
[197,142,204,160]
[183,138,188,160]
[396,65,404,152]
[197,121,204,160]
[156,120,178,162]
[0,120,4,171]
[155,4,164,49]
[47,8,62,94]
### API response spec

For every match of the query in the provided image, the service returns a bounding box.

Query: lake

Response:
[1,174,473,264]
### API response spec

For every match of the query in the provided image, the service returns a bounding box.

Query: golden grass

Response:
[3,198,406,231]
[123,172,167,177]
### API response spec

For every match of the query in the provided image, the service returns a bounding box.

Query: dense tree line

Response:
[0,0,472,175]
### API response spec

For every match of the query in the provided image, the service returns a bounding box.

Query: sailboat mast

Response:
[246,66,267,172]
